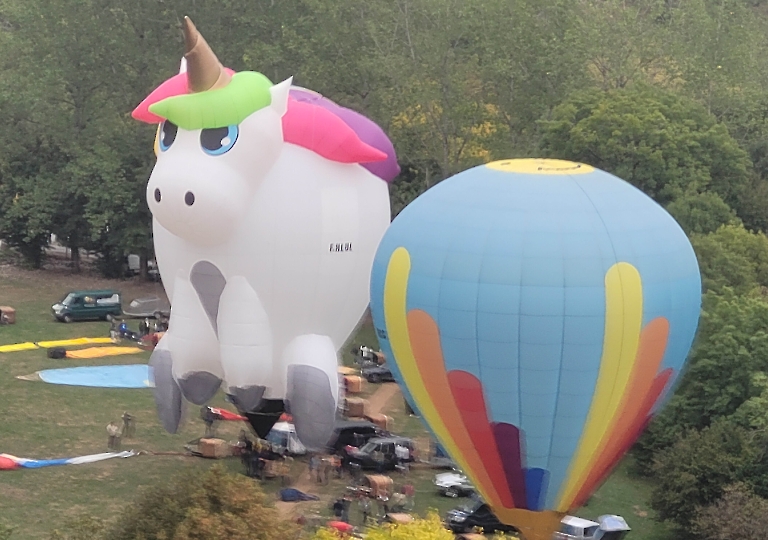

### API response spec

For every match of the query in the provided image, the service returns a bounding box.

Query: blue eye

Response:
[159,121,178,152]
[200,125,238,156]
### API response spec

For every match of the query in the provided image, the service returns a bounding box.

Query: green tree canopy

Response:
[691,224,768,295]
[105,465,297,540]
[693,483,768,540]
[650,418,761,532]
[666,191,741,235]
[539,85,752,208]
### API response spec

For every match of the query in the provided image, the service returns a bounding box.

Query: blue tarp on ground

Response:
[37,364,152,388]
[279,488,320,502]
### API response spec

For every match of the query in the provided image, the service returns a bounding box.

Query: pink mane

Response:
[132,71,386,164]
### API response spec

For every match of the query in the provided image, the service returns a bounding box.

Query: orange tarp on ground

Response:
[65,347,143,359]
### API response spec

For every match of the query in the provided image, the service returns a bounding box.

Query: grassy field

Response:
[0,255,673,539]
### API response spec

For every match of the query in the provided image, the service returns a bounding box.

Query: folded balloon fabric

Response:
[37,337,113,348]
[0,337,115,353]
[65,347,143,359]
[0,450,136,470]
[0,342,38,353]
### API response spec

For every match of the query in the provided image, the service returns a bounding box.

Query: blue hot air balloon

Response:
[369,159,701,540]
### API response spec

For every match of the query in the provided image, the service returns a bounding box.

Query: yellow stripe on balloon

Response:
[383,247,502,505]
[555,262,643,510]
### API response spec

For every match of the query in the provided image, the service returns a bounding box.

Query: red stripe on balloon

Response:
[491,422,528,508]
[447,370,517,508]
[571,368,673,508]
[408,310,510,509]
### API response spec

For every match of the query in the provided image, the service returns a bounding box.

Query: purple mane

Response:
[289,88,400,183]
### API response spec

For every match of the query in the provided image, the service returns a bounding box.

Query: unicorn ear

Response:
[269,77,293,117]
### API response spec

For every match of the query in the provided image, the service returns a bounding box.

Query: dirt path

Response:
[274,382,401,519]
[365,382,401,416]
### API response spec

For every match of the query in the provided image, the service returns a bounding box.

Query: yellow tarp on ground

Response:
[65,347,143,359]
[37,337,113,348]
[0,342,39,353]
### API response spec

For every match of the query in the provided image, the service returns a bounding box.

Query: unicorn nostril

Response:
[185,191,195,206]
[154,188,161,202]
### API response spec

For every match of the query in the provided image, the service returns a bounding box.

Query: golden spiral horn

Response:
[182,16,231,93]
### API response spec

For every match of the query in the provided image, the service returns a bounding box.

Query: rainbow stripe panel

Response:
[370,159,701,518]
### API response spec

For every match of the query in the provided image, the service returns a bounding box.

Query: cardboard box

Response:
[344,375,364,394]
[345,397,367,418]
[199,437,231,459]
[386,513,413,524]
[365,413,391,431]
[0,306,16,325]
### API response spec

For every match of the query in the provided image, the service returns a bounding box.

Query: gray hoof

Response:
[286,365,336,451]
[177,372,222,405]
[227,385,266,412]
[149,349,183,434]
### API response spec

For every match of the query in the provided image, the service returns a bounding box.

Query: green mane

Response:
[149,71,274,130]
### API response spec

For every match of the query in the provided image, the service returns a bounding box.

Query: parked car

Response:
[362,363,395,383]
[434,471,475,497]
[554,515,630,540]
[327,419,383,454]
[554,516,600,540]
[52,290,122,323]
[446,502,630,540]
[122,296,171,319]
[445,499,517,535]
[344,436,416,471]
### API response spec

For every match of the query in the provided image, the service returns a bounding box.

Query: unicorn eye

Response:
[159,121,178,152]
[200,125,238,156]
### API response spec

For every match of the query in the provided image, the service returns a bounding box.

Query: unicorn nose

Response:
[185,191,195,206]
[154,188,161,202]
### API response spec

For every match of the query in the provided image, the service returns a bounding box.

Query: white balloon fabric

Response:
[132,18,398,449]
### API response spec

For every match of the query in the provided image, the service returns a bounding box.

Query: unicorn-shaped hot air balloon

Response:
[132,18,398,449]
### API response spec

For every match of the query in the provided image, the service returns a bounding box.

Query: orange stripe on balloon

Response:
[564,317,669,507]
[407,310,512,509]
[572,368,673,508]
[566,318,668,508]
[448,370,518,508]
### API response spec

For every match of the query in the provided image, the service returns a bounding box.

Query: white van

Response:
[554,515,630,540]
[265,422,307,455]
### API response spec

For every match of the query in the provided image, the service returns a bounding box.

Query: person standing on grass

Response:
[358,494,371,525]
[332,497,344,520]
[309,453,319,481]
[107,421,121,450]
[121,411,135,438]
[341,495,352,523]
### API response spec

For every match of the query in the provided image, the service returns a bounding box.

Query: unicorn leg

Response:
[217,275,273,412]
[169,270,224,405]
[149,336,183,433]
[283,334,339,452]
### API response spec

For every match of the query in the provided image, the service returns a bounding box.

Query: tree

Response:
[650,418,759,532]
[666,191,740,235]
[692,483,768,540]
[634,288,768,473]
[105,465,297,540]
[690,225,768,295]
[664,0,768,115]
[539,85,752,208]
